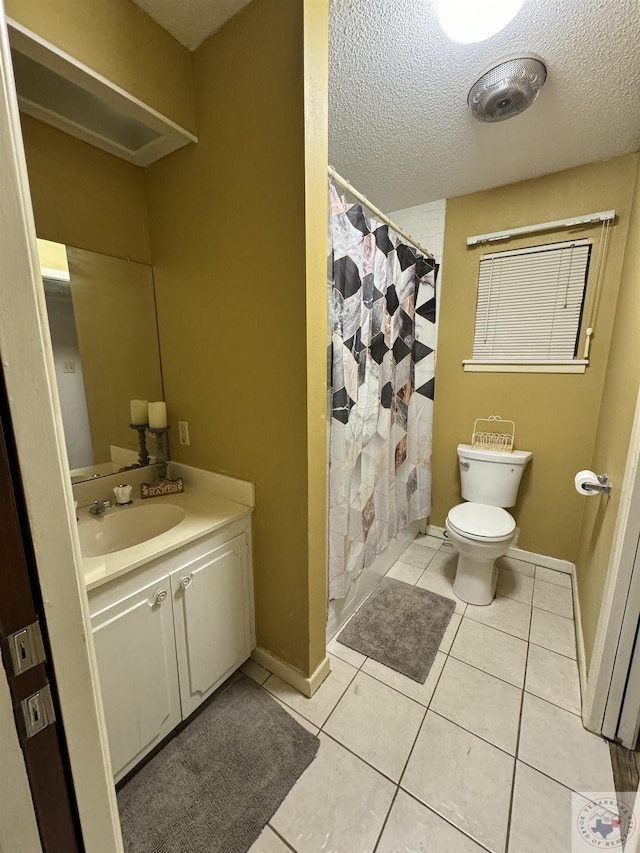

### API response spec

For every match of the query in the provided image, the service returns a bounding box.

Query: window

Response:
[464,239,592,373]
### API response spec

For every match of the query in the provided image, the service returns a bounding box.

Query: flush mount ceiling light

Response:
[468,54,547,122]
[436,0,527,44]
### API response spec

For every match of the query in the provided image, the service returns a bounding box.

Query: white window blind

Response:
[472,239,592,361]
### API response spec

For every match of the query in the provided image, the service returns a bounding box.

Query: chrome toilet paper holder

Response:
[581,473,613,495]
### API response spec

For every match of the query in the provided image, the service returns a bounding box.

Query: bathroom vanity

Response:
[80,479,254,782]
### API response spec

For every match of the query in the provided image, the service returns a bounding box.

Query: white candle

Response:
[148,401,167,429]
[130,399,148,424]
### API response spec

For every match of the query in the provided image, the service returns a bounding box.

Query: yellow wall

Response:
[22,116,151,264]
[432,155,638,560]
[6,0,196,134]
[146,0,328,676]
[37,237,69,275]
[576,163,640,668]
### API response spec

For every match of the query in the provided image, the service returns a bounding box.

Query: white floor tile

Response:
[497,556,535,578]
[416,570,467,615]
[271,733,395,853]
[525,643,581,715]
[377,790,486,853]
[323,672,425,781]
[362,651,446,707]
[423,550,458,578]
[439,612,462,654]
[451,618,528,687]
[431,657,522,754]
[529,608,577,659]
[496,569,534,604]
[248,826,291,853]
[403,712,514,853]
[272,697,320,735]
[439,540,456,554]
[518,693,614,794]
[533,578,574,619]
[399,542,438,569]
[465,594,531,640]
[327,634,367,669]
[413,533,444,549]
[509,762,585,853]
[535,566,572,588]
[386,561,424,585]
[240,658,270,685]
[264,654,357,728]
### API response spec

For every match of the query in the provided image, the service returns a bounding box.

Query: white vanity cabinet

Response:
[87,516,253,782]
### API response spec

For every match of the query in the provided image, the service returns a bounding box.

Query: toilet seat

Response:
[447,502,515,542]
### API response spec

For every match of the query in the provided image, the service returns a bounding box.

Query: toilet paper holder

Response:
[581,473,613,495]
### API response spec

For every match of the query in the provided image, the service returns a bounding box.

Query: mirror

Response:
[39,239,163,483]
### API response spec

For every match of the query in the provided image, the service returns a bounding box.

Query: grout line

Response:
[372,787,400,852]
[504,618,532,851]
[522,687,582,718]
[424,706,519,760]
[320,729,405,787]
[516,756,610,801]
[528,637,578,662]
[447,649,525,691]
[266,824,297,852]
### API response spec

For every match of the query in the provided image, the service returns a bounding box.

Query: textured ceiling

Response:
[329,0,640,210]
[131,0,252,50]
[133,0,640,211]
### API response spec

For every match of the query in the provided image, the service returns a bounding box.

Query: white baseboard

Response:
[426,523,573,574]
[251,647,331,698]
[572,565,588,711]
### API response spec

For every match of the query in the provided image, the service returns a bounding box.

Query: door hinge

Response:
[16,684,56,740]
[1,620,46,677]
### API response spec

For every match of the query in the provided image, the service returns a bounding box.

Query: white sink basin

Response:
[79,503,186,558]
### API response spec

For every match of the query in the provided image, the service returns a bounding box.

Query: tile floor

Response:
[243,534,616,853]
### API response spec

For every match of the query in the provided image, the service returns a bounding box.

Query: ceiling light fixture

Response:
[436,0,527,44]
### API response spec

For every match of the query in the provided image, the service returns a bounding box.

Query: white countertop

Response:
[81,487,252,591]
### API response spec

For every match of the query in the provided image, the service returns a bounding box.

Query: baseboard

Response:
[426,523,573,574]
[571,565,588,709]
[251,647,331,699]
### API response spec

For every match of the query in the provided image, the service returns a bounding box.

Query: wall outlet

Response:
[178,421,190,446]
[63,361,76,374]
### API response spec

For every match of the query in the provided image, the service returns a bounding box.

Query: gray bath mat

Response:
[117,676,319,853]
[337,578,455,683]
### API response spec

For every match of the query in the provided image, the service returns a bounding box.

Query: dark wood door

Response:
[0,367,83,851]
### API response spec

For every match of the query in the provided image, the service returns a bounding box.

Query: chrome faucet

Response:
[89,499,112,516]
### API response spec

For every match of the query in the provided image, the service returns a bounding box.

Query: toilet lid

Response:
[447,503,516,541]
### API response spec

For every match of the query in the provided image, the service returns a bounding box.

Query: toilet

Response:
[445,444,532,606]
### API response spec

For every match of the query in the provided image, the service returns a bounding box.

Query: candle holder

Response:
[147,426,171,480]
[129,423,150,467]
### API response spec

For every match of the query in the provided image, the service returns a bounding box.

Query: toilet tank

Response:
[457,444,532,507]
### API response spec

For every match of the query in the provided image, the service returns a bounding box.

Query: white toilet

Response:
[445,444,532,606]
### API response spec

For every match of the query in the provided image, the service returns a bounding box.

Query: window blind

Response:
[472,239,592,361]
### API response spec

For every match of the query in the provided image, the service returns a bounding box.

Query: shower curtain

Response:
[328,186,439,600]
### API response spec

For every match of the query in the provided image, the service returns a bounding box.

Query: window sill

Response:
[462,359,589,374]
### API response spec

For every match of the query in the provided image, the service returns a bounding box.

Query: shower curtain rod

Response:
[328,166,435,259]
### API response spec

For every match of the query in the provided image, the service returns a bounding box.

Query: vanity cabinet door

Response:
[171,533,251,718]
[90,576,181,782]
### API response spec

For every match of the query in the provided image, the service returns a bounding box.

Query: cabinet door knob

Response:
[180,576,191,590]
[154,590,167,605]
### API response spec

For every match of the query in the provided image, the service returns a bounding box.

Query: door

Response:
[171,534,251,717]
[0,370,81,850]
[91,576,181,781]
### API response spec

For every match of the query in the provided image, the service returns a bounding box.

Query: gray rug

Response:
[337,578,456,683]
[117,676,319,853]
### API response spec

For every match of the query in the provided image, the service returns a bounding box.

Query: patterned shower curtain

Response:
[328,185,438,600]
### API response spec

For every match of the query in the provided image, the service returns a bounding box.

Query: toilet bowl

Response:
[445,502,516,605]
[446,444,532,606]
